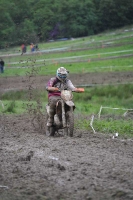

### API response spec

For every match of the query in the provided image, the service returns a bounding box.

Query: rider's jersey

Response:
[46,77,76,98]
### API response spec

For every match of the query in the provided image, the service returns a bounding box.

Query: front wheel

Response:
[65,110,74,137]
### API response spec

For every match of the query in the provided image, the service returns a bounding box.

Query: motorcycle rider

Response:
[46,67,82,127]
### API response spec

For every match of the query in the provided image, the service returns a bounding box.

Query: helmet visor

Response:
[58,73,67,79]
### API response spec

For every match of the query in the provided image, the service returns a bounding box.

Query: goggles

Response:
[58,73,67,79]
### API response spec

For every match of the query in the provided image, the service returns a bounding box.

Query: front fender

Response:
[65,101,75,107]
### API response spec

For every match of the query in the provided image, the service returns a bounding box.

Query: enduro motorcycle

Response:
[45,87,84,137]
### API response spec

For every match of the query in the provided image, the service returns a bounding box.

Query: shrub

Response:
[3,101,16,113]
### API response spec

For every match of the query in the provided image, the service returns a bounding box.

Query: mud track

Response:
[0,72,133,200]
[1,71,133,92]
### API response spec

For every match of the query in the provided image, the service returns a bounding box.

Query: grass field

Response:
[1,56,133,77]
[1,25,133,77]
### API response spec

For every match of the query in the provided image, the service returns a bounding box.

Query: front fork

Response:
[61,100,66,128]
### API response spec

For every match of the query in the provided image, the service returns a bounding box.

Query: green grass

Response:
[2,39,133,63]
[1,56,133,77]
[0,100,27,114]
[74,85,133,137]
[75,117,133,137]
[94,119,133,137]
[0,100,47,114]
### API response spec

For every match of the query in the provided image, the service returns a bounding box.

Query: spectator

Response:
[21,44,25,55]
[0,59,5,73]
[30,43,35,52]
[23,45,27,53]
[35,44,39,51]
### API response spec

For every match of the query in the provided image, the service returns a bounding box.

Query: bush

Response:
[3,101,16,113]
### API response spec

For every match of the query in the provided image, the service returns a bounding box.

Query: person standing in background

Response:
[0,59,5,73]
[30,43,35,52]
[23,45,27,53]
[21,44,25,55]
[35,44,39,51]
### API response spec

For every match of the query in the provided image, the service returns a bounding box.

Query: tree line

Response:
[0,0,133,48]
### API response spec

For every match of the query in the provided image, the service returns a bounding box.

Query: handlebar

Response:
[47,87,85,93]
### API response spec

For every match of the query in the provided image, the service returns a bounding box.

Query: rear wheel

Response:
[65,110,74,137]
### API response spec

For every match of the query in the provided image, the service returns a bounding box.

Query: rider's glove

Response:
[46,87,59,92]
[75,88,85,93]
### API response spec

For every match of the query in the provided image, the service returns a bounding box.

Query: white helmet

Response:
[56,67,68,81]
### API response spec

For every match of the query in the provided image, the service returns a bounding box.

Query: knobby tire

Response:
[66,110,74,137]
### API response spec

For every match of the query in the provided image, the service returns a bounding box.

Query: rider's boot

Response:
[46,108,54,135]
[47,118,53,127]
[47,107,54,127]
[46,126,50,136]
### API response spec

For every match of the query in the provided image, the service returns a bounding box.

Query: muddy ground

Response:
[1,71,133,92]
[0,71,133,200]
